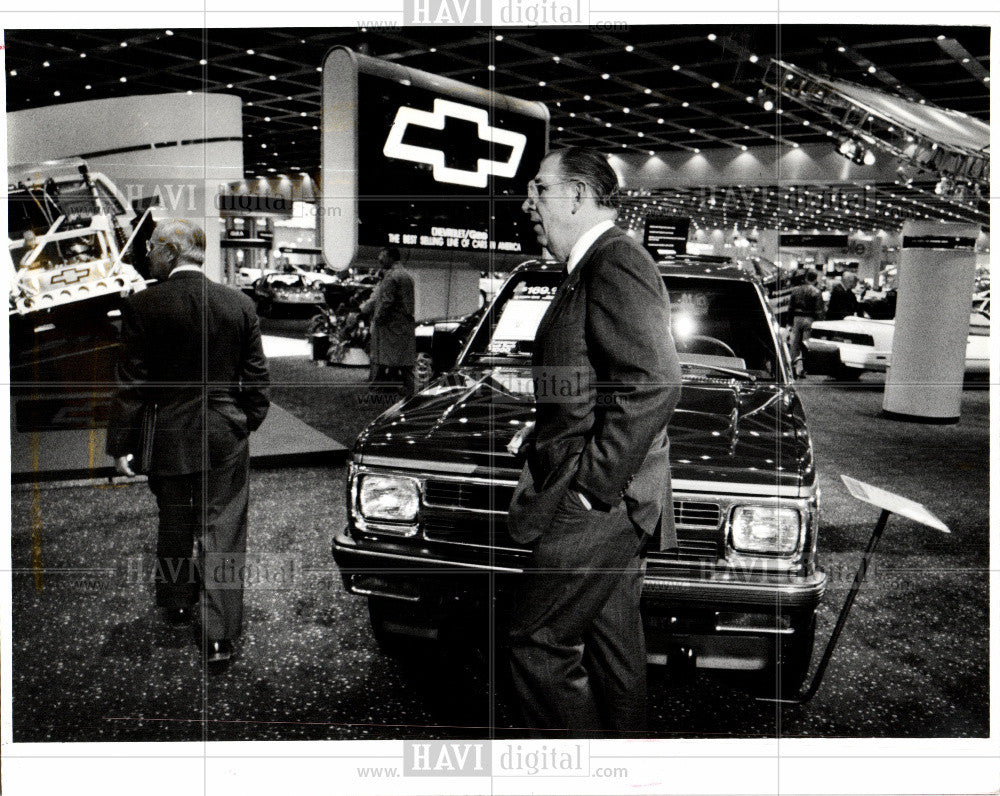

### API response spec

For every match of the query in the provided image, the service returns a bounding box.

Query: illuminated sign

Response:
[321,47,549,269]
[643,216,690,259]
[382,99,527,188]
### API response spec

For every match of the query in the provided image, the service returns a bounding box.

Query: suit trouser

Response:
[508,494,648,735]
[148,442,250,641]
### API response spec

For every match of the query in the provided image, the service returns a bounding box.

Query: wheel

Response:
[835,363,863,381]
[414,351,434,392]
[367,597,439,656]
[756,613,816,698]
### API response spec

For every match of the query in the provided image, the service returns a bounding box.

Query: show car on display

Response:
[7,158,149,318]
[333,259,826,696]
[803,309,990,379]
[252,271,326,316]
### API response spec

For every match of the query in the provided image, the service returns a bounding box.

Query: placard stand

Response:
[758,474,950,704]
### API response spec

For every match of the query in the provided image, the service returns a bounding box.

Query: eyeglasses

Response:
[526,179,578,202]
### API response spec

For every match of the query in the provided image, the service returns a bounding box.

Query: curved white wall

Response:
[8,93,243,282]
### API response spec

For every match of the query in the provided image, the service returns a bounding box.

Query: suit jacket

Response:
[826,283,859,321]
[507,226,682,550]
[106,270,271,476]
[363,267,416,367]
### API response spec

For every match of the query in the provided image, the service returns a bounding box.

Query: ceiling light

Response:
[569,112,576,117]
[269,75,276,80]
[623,107,630,113]
[85,84,91,90]
[749,54,759,63]
[200,59,208,65]
[837,46,846,53]
[672,64,680,71]
[791,142,800,148]
[43,61,50,67]
[689,128,696,134]
[247,49,255,55]
[430,47,437,53]
[711,81,720,88]
[657,118,664,124]
[644,88,652,94]
[264,116,271,122]
[300,112,307,117]
[557,126,564,131]
[9,70,16,76]
[625,44,634,52]
[707,33,717,41]
[622,144,627,148]
[962,57,970,64]
[186,90,193,95]
[227,83,234,88]
[605,122,612,128]
[487,64,495,71]
[863,149,876,165]
[583,94,591,100]
[648,150,655,156]
[539,81,546,86]
[120,41,128,47]
[802,120,810,126]
[682,101,689,108]
[165,30,174,35]
[601,73,610,79]
[80,52,87,58]
[53,90,61,97]
[741,145,748,151]
[316,67,322,72]
[693,148,701,154]
[312,126,318,130]
[119,76,127,83]
[495,34,503,41]
[762,99,774,111]
[937,34,946,40]
[867,65,877,74]
[637,132,644,137]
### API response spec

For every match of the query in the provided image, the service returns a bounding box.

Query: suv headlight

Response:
[358,474,420,522]
[729,505,801,555]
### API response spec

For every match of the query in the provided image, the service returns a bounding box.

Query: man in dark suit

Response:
[826,271,860,321]
[106,219,270,668]
[361,246,416,397]
[507,148,682,734]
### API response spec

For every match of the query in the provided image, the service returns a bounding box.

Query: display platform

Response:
[9,402,348,484]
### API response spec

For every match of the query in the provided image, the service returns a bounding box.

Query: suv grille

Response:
[421,478,722,562]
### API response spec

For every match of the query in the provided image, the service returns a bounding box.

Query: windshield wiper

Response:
[680,361,757,381]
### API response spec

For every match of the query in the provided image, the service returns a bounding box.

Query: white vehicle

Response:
[804,312,990,379]
[8,158,149,316]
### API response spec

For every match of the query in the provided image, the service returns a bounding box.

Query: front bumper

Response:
[332,527,827,611]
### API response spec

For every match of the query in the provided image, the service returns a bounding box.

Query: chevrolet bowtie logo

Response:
[383,99,527,189]
[50,266,92,286]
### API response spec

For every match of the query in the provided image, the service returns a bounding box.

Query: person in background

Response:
[787,268,825,377]
[106,219,270,670]
[361,246,416,397]
[826,271,860,321]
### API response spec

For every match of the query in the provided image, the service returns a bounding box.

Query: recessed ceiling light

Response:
[802,120,810,126]
[85,84,91,90]
[495,34,503,41]
[741,145,748,151]
[200,59,208,65]
[657,118,664,124]
[247,49,255,55]
[601,73,610,80]
[672,64,680,71]
[689,128,696,134]
[622,143,627,148]
[962,57,970,63]
[43,61,50,67]
[80,53,87,58]
[9,70,16,76]
[265,116,271,122]
[693,148,701,154]
[746,96,754,103]
[53,90,61,97]
[711,81,720,88]
[644,88,652,94]
[557,126,564,131]
[707,33,717,41]
[269,75,276,80]
[539,81,546,86]
[119,76,127,83]
[868,65,877,74]
[584,94,591,100]
[430,47,437,53]
[316,67,322,72]
[247,102,254,106]
[261,143,267,149]
[623,107,630,113]
[569,112,576,117]
[312,125,319,130]
[682,102,689,108]
[552,56,560,62]
[749,54,759,63]
[165,30,174,35]
[300,111,307,117]
[937,34,946,40]
[625,45,634,52]
[120,41,128,47]
[837,46,846,53]
[186,90,193,95]
[227,83,234,88]
[605,122,612,128]
[487,64,495,71]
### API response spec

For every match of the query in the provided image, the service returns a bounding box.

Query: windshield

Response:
[462,269,782,381]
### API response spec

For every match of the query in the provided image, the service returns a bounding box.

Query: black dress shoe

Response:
[163,607,193,624]
[205,639,234,665]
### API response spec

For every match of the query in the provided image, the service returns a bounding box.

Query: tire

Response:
[757,613,816,698]
[414,351,434,392]
[367,597,439,656]
[835,363,864,381]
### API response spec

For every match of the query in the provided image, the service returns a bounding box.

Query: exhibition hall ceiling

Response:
[5,26,990,231]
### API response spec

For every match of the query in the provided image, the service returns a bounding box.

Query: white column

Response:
[882,221,980,423]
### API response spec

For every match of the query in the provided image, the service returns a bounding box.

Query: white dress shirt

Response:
[566,219,616,274]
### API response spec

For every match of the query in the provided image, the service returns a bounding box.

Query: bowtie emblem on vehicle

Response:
[382,98,527,189]
[50,266,92,285]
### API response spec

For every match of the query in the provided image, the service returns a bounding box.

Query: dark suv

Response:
[333,259,826,694]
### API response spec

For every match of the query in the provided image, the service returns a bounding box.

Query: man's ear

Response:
[570,180,587,213]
